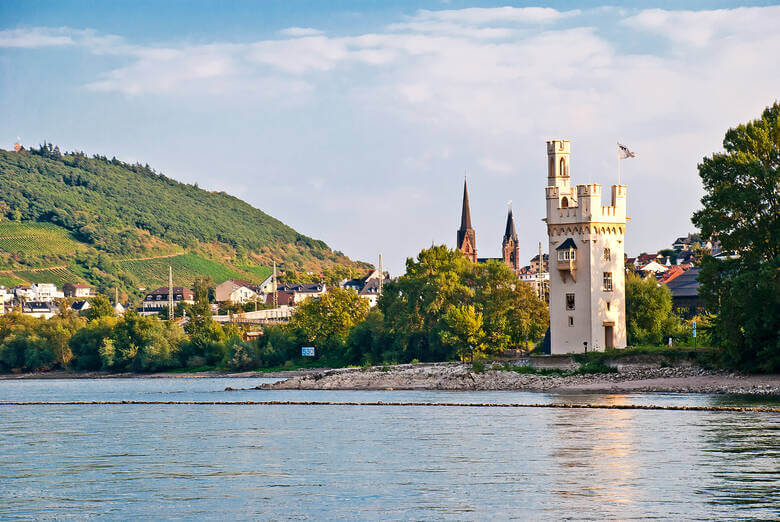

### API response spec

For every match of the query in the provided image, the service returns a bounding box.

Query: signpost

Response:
[692,321,697,350]
[301,346,315,357]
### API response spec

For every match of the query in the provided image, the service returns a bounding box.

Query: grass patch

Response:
[489,361,616,377]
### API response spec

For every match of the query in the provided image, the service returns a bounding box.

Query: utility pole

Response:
[378,253,384,296]
[168,265,174,320]
[537,241,544,301]
[272,261,278,309]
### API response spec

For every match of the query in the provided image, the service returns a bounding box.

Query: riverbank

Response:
[260,362,780,395]
[0,368,326,380]
[3,362,779,395]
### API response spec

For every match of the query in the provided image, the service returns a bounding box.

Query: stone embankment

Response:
[261,362,780,395]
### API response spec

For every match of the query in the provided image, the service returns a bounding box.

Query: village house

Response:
[22,301,58,319]
[63,283,93,298]
[27,283,65,302]
[140,287,195,314]
[71,300,91,313]
[275,283,327,304]
[214,279,263,304]
[341,269,390,307]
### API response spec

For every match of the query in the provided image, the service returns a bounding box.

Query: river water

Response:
[1,378,778,520]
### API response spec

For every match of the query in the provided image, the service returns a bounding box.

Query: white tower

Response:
[544,140,627,353]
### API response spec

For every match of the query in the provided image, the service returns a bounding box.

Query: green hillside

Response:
[119,253,266,289]
[0,144,367,296]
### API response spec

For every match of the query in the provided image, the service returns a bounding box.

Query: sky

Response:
[1,1,779,275]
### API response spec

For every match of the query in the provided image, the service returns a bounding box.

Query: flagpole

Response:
[617,143,621,186]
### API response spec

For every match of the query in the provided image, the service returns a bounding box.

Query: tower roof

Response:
[503,207,517,242]
[459,179,473,231]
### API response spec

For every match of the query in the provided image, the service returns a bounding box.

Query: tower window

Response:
[568,316,574,326]
[561,196,569,208]
[566,293,575,310]
[559,157,566,176]
[604,247,611,261]
[603,272,613,292]
[606,301,611,311]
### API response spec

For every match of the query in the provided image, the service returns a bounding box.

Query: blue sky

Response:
[2,1,779,275]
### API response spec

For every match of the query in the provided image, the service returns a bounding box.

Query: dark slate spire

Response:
[503,207,517,242]
[460,179,473,231]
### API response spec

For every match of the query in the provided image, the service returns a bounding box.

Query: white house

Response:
[29,283,65,302]
[215,279,261,304]
[544,139,627,354]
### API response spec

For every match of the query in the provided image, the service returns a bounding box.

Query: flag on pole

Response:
[618,143,636,159]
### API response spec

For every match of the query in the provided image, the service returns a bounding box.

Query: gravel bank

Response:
[261,362,780,395]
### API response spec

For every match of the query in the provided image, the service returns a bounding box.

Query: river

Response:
[1,378,778,519]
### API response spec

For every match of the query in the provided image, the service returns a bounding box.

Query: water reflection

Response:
[0,379,778,519]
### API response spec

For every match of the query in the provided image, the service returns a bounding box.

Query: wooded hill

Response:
[0,144,367,296]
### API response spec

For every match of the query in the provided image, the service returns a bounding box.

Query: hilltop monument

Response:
[544,139,627,353]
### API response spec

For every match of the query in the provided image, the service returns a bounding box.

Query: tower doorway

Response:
[605,325,614,349]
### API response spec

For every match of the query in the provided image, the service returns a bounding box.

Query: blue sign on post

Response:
[301,346,315,357]
[692,321,697,338]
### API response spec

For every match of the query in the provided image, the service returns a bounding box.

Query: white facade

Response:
[544,139,627,353]
[30,283,65,302]
[215,280,259,304]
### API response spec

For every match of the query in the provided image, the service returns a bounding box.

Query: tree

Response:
[85,295,115,321]
[692,102,779,372]
[287,287,370,356]
[625,272,684,345]
[439,305,486,361]
[379,246,473,361]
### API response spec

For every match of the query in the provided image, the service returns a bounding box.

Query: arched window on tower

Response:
[559,157,567,177]
[561,196,569,208]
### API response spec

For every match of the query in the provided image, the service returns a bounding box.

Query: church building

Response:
[544,139,627,353]
[456,180,478,263]
[456,179,521,273]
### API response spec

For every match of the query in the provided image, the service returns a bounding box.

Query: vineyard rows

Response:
[11,267,82,286]
[0,222,84,256]
[119,253,265,288]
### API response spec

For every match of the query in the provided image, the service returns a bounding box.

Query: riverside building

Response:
[544,139,627,353]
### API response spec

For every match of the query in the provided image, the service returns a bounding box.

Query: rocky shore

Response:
[261,362,780,395]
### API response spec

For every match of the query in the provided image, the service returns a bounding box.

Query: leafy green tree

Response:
[692,102,779,371]
[85,295,115,321]
[69,315,118,370]
[471,260,548,352]
[439,305,486,361]
[626,272,684,345]
[107,312,184,372]
[379,246,473,361]
[287,287,369,356]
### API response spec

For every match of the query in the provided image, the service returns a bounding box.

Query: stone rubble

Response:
[261,362,780,395]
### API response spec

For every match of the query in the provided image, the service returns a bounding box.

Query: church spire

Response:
[460,178,473,231]
[457,178,477,262]
[503,205,517,242]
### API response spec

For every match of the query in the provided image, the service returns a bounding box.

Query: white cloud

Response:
[0,27,74,47]
[622,6,780,48]
[410,7,580,25]
[279,27,323,37]
[3,6,779,272]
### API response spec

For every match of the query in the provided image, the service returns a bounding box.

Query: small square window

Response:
[566,293,575,310]
[568,316,574,326]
